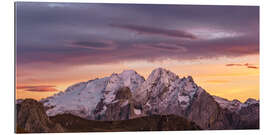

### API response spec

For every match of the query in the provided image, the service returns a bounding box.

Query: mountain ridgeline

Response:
[16,68,259,132]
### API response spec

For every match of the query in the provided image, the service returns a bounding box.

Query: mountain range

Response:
[16,68,259,132]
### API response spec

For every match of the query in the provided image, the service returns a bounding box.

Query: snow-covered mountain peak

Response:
[106,69,145,92]
[41,77,110,118]
[99,69,145,104]
[133,68,200,114]
[41,69,146,119]
[150,68,178,77]
[147,68,179,86]
[120,69,138,76]
[65,82,87,92]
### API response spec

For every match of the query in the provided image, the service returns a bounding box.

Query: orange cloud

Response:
[225,64,242,66]
[16,85,59,92]
[225,63,259,69]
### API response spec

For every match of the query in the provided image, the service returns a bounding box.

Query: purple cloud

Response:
[110,24,197,39]
[133,43,187,53]
[15,3,259,68]
[68,40,118,50]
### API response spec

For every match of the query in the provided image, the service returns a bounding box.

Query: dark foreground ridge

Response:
[16,99,200,133]
[50,114,200,132]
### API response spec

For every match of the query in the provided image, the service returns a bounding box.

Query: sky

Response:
[15,2,259,102]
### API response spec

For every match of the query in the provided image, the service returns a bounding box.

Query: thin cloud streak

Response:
[225,64,243,66]
[247,66,258,69]
[225,63,259,69]
[133,43,187,53]
[17,85,59,92]
[110,24,197,39]
[68,40,118,50]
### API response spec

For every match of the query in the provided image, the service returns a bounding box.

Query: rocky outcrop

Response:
[187,88,231,129]
[94,87,142,120]
[16,99,64,133]
[213,96,260,129]
[237,102,259,129]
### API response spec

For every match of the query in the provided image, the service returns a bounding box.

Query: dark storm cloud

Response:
[110,24,197,39]
[15,2,259,66]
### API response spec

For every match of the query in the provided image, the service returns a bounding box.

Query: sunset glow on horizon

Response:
[16,3,259,102]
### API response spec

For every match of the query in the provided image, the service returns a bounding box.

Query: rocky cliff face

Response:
[213,96,259,129]
[94,87,141,120]
[38,68,259,130]
[16,99,64,133]
[237,102,259,129]
[187,88,232,129]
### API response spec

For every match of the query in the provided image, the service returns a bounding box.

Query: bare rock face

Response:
[16,99,64,133]
[94,87,141,120]
[236,102,259,129]
[213,96,260,129]
[187,88,231,129]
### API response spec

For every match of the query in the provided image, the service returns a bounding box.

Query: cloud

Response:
[16,85,59,92]
[247,66,258,69]
[47,3,71,8]
[68,40,118,50]
[224,45,259,55]
[16,3,259,67]
[133,43,187,53]
[16,36,259,67]
[225,64,243,66]
[244,63,259,69]
[225,63,259,69]
[110,24,197,39]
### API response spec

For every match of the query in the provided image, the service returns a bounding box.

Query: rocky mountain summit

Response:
[16,99,64,133]
[17,68,259,132]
